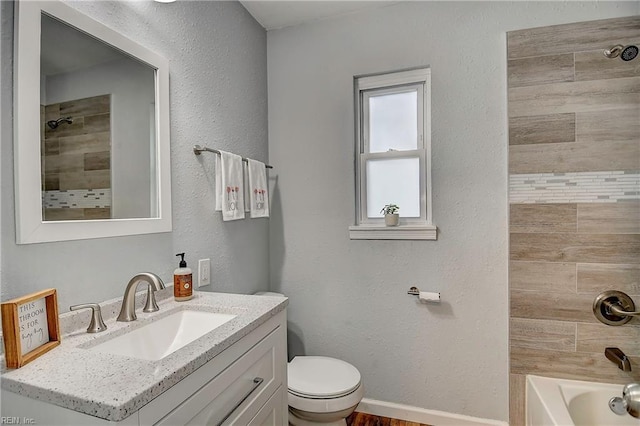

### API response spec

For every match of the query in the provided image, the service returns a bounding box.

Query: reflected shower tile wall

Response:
[509,171,640,204]
[42,94,111,220]
[43,189,112,209]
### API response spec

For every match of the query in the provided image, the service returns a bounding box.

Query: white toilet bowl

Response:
[287,356,363,426]
[254,292,364,425]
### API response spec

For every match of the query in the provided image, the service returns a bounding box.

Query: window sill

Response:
[348,224,437,240]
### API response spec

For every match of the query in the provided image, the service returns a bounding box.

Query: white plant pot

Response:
[384,214,399,226]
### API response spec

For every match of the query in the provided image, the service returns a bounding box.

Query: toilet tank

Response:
[255,291,295,360]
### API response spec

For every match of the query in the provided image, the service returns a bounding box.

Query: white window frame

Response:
[349,68,436,240]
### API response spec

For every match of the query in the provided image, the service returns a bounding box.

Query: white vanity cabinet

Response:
[1,310,287,426]
[144,311,287,425]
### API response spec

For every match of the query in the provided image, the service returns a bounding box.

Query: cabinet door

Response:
[157,324,285,426]
[142,312,286,426]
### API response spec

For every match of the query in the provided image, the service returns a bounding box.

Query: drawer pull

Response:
[217,377,264,426]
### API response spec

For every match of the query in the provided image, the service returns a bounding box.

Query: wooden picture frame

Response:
[1,289,61,369]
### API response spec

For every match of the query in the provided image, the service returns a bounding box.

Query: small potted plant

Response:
[381,204,400,226]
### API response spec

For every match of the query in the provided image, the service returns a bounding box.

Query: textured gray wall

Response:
[267,1,637,421]
[1,0,268,311]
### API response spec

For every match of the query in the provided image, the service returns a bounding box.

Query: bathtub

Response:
[527,375,640,426]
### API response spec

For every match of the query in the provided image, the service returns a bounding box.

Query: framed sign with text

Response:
[1,289,61,369]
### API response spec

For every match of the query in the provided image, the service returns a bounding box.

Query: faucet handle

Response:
[143,286,160,313]
[70,303,108,333]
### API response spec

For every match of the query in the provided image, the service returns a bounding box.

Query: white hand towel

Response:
[215,154,222,211]
[247,158,269,218]
[244,166,251,213]
[215,150,245,221]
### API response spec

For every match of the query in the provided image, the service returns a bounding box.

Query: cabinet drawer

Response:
[155,324,285,426]
[245,385,286,426]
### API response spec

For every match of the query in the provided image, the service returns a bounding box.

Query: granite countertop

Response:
[0,289,287,422]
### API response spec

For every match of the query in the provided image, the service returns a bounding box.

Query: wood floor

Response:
[346,412,431,426]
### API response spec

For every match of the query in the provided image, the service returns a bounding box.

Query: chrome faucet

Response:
[605,347,632,372]
[117,272,166,322]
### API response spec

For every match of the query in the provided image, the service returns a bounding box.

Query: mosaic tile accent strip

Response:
[43,188,112,209]
[510,171,640,204]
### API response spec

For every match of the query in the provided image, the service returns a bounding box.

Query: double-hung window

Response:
[350,68,436,240]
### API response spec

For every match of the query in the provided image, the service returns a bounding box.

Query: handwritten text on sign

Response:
[19,298,49,356]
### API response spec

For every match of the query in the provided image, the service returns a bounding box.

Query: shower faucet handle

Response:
[593,291,639,326]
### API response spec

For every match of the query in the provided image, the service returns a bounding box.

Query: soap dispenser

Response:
[174,253,193,301]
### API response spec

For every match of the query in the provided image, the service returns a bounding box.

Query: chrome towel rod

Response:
[193,145,273,169]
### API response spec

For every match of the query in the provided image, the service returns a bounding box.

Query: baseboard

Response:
[355,398,508,426]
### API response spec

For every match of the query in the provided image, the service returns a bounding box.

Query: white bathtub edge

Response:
[355,398,508,426]
[526,375,570,426]
[525,374,636,426]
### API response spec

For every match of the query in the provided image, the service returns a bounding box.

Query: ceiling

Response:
[41,2,398,75]
[239,1,398,31]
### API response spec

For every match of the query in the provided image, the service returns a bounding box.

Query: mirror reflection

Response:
[40,13,158,221]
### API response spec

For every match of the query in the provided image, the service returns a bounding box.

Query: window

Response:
[349,68,436,240]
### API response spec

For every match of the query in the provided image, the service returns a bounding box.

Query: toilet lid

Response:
[288,356,361,398]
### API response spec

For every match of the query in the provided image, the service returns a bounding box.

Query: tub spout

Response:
[605,347,632,372]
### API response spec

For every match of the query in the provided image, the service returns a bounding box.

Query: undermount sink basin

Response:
[527,375,640,426]
[90,310,236,361]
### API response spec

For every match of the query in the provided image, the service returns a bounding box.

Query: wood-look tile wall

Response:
[507,16,640,425]
[41,94,111,220]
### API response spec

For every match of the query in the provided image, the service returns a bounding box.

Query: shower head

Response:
[46,117,73,129]
[603,44,639,61]
[620,45,639,62]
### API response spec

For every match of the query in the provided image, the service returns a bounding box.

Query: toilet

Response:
[255,292,364,425]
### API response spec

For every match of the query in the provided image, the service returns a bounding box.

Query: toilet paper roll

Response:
[419,291,441,303]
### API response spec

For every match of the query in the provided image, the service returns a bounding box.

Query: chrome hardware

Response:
[624,383,640,418]
[407,286,420,296]
[603,44,639,62]
[69,303,107,333]
[610,383,640,418]
[216,377,264,426]
[193,145,273,169]
[117,273,166,322]
[407,286,441,303]
[605,347,632,372]
[143,286,160,313]
[610,396,627,415]
[604,44,625,59]
[593,290,639,326]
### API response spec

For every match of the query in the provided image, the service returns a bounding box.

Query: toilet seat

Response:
[287,356,364,415]
[288,356,361,399]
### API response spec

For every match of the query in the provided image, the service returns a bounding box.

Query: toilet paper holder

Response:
[407,286,441,303]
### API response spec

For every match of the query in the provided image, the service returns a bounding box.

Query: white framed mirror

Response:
[14,0,172,244]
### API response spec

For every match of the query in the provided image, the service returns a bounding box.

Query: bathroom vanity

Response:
[0,292,288,425]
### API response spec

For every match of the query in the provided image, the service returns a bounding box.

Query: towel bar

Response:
[193,145,273,169]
